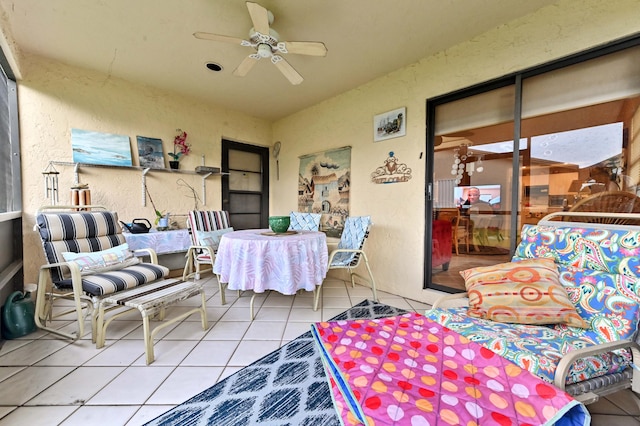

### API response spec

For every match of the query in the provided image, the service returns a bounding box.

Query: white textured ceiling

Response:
[0,0,558,120]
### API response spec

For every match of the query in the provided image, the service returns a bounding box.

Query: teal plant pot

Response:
[269,216,290,233]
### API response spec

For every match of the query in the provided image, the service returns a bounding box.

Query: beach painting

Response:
[71,128,133,166]
[136,136,165,169]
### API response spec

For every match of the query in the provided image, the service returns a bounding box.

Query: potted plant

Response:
[168,128,191,169]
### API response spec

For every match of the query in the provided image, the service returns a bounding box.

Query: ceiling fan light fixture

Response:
[257,43,272,58]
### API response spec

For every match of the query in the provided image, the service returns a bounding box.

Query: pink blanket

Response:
[312,312,589,425]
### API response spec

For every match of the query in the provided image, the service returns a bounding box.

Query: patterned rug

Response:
[145,299,408,426]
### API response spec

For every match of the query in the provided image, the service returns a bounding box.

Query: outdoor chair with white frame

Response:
[34,206,169,342]
[182,210,234,303]
[315,215,378,310]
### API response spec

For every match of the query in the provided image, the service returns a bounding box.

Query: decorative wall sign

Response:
[298,146,351,238]
[371,151,412,184]
[136,136,165,169]
[71,128,132,166]
[373,107,406,142]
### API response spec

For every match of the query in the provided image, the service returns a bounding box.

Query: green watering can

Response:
[2,291,36,339]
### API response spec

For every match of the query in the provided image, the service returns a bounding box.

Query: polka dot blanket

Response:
[311,312,590,426]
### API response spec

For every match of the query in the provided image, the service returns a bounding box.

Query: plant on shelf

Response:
[168,128,191,169]
[145,186,165,225]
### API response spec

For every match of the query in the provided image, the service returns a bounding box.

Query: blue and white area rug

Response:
[145,299,407,426]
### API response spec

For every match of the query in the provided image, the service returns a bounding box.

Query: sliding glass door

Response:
[426,38,640,292]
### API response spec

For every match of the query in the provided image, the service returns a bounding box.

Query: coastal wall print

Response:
[298,146,351,238]
[71,128,132,166]
[373,107,406,142]
[136,136,165,169]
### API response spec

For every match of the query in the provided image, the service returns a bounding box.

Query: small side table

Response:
[96,278,208,364]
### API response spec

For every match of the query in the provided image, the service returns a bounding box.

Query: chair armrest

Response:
[328,248,364,265]
[554,340,640,390]
[132,248,159,264]
[431,292,469,310]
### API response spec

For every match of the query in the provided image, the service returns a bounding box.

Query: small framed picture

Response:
[136,136,165,169]
[373,107,406,142]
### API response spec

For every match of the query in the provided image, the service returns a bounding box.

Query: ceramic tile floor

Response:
[0,276,639,425]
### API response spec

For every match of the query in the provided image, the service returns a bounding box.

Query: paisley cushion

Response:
[558,265,640,341]
[461,258,588,328]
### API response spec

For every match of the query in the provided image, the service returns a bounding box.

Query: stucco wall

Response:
[18,54,271,283]
[270,0,640,304]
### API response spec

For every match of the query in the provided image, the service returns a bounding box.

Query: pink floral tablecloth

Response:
[212,229,328,294]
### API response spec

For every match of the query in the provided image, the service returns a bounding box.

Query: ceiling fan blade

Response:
[279,41,328,57]
[246,2,270,35]
[271,55,303,85]
[193,32,246,45]
[233,55,260,77]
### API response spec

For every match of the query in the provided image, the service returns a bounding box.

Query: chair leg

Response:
[216,274,226,305]
[313,285,322,311]
[362,254,378,302]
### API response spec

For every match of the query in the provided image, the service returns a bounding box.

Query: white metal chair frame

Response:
[182,210,234,304]
[314,216,378,310]
[34,205,163,342]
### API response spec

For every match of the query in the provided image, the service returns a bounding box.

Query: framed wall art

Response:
[136,136,165,169]
[373,107,406,142]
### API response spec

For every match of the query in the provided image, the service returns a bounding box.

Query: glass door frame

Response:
[424,34,640,291]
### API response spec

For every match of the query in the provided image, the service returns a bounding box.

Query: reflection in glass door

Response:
[426,40,640,293]
[430,85,516,291]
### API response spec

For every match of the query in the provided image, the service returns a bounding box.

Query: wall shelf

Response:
[50,161,227,207]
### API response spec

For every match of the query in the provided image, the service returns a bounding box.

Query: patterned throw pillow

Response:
[558,265,640,341]
[195,227,234,249]
[460,258,588,328]
[62,243,140,275]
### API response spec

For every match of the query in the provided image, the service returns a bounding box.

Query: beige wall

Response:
[270,0,640,303]
[18,54,272,282]
[12,0,640,302]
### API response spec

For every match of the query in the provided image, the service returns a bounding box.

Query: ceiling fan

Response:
[194,1,327,85]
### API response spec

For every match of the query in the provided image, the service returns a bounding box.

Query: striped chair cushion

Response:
[55,263,169,296]
[36,211,169,296]
[187,210,231,245]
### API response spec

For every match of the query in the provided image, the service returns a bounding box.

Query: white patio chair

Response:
[314,215,378,310]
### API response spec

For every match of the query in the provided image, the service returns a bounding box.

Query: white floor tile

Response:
[202,321,251,340]
[60,405,139,426]
[83,339,145,366]
[87,366,173,405]
[0,339,68,366]
[180,340,240,366]
[254,307,291,321]
[219,307,254,322]
[0,406,77,426]
[0,366,23,382]
[243,321,286,340]
[27,366,126,405]
[35,338,103,366]
[0,366,74,405]
[283,322,313,340]
[160,319,209,340]
[146,366,223,404]
[288,308,322,323]
[228,340,281,366]
[131,340,199,366]
[126,405,176,425]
